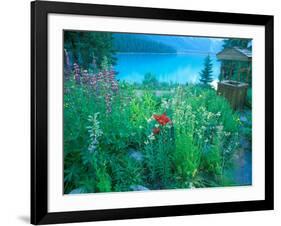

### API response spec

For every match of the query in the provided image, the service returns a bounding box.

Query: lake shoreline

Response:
[116,51,218,56]
[115,52,220,85]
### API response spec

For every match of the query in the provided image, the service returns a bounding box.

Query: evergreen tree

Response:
[199,55,213,85]
[113,34,176,53]
[64,31,116,71]
[142,73,159,88]
[222,38,251,49]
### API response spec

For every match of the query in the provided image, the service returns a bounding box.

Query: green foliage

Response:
[223,38,251,49]
[239,110,252,142]
[199,55,213,85]
[170,85,239,187]
[111,155,144,191]
[64,31,116,71]
[63,31,249,194]
[87,113,103,153]
[96,166,112,192]
[173,133,201,188]
[64,76,244,194]
[142,73,159,88]
[101,56,110,71]
[246,87,252,108]
[143,118,174,188]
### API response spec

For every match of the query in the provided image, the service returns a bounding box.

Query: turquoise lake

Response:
[115,53,221,84]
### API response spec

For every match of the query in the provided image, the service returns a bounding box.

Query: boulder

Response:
[128,149,143,162]
[69,188,85,194]
[129,185,150,191]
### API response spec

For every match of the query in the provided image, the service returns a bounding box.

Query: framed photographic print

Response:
[31,0,274,224]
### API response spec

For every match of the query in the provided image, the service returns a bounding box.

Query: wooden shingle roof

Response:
[216,47,252,61]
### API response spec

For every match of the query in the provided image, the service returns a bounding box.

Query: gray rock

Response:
[69,188,85,194]
[129,185,150,191]
[240,115,248,123]
[128,149,143,161]
[240,138,251,150]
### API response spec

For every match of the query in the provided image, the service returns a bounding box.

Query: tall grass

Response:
[64,75,241,193]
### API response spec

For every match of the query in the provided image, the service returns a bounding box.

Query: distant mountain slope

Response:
[113,33,176,53]
[144,35,223,54]
[113,33,224,54]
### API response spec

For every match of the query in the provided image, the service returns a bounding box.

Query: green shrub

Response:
[142,73,159,88]
[64,79,242,193]
[173,133,201,188]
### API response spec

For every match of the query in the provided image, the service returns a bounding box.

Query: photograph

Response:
[63,30,253,194]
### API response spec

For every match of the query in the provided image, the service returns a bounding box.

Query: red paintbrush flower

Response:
[153,113,171,126]
[153,127,160,135]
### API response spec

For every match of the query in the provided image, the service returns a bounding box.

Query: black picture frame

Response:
[31,0,274,224]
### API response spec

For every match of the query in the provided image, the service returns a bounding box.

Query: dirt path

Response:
[230,149,252,185]
[225,110,252,186]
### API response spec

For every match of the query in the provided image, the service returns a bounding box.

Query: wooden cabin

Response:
[216,47,252,110]
[216,47,252,82]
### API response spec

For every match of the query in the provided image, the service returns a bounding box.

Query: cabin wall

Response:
[217,81,248,110]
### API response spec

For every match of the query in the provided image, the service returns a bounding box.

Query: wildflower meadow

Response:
[63,31,252,194]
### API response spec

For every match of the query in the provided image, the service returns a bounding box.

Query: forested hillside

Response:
[113,33,176,53]
[113,33,223,54]
[64,31,116,71]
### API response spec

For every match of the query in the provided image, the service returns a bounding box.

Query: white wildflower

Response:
[166,123,172,129]
[189,182,195,189]
[161,99,169,109]
[87,112,103,153]
[146,117,152,123]
[148,133,155,141]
